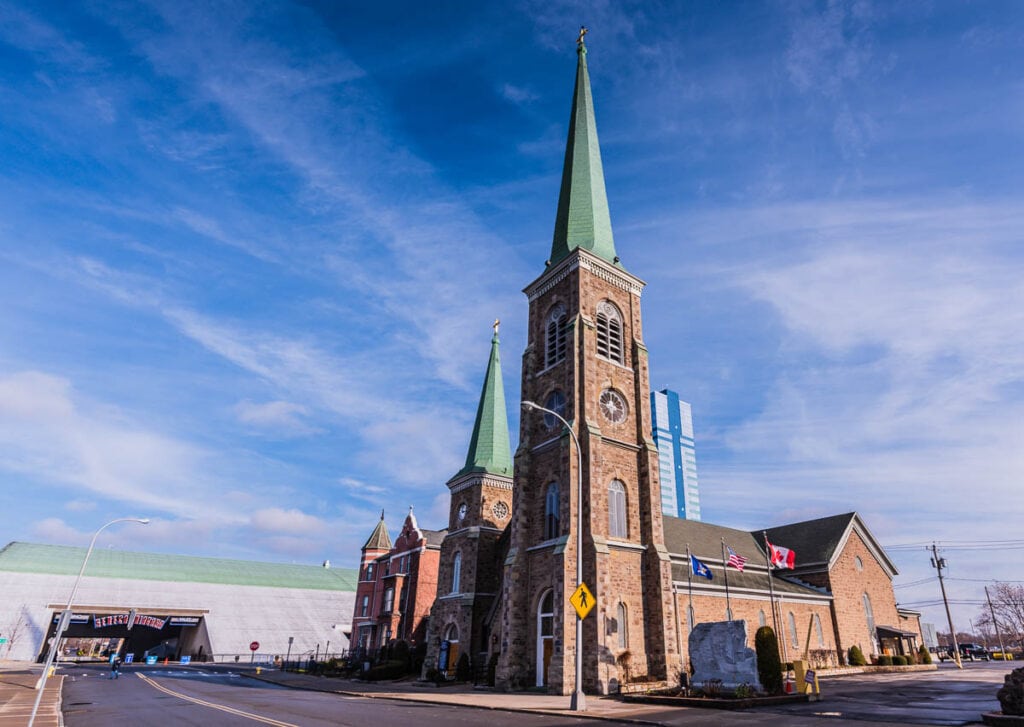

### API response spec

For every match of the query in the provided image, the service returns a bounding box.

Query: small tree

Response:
[455,652,471,681]
[848,645,867,666]
[755,626,783,694]
[918,644,932,665]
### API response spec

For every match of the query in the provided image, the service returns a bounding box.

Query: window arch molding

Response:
[544,304,568,369]
[595,300,624,364]
[451,551,462,594]
[544,482,561,540]
[608,479,627,539]
[616,602,628,650]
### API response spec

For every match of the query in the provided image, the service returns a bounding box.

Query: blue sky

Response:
[1,1,1022,632]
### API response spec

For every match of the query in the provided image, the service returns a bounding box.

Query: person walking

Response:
[109,653,121,679]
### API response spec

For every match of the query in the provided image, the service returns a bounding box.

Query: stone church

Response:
[368,37,922,695]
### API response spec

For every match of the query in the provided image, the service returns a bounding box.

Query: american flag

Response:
[727,546,747,571]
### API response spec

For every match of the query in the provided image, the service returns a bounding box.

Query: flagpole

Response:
[762,531,781,656]
[686,543,694,630]
[721,538,732,621]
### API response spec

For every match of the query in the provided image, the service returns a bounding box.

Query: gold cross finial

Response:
[493,318,500,335]
[577,26,588,46]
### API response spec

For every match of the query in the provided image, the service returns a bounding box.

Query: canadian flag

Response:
[767,540,796,569]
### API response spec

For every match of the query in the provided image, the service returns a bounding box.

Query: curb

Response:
[242,673,664,725]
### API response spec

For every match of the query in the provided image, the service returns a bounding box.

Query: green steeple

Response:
[457,322,513,478]
[549,33,620,268]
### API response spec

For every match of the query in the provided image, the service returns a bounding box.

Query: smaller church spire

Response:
[549,27,620,269]
[362,512,392,551]
[456,323,513,478]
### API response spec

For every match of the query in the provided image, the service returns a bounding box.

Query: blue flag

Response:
[690,554,713,580]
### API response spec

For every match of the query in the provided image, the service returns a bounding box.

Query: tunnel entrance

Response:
[37,611,205,663]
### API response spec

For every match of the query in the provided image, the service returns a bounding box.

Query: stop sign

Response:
[249,641,260,651]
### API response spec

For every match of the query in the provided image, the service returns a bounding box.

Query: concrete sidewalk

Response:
[0,664,62,727]
[245,670,913,726]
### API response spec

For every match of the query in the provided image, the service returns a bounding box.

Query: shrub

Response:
[755,626,783,694]
[997,666,1024,716]
[392,640,411,666]
[892,655,907,666]
[455,652,471,681]
[848,645,867,666]
[364,659,407,681]
[487,652,499,687]
[918,645,932,665]
[734,683,755,699]
[877,655,893,666]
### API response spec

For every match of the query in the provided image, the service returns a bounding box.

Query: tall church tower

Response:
[424,323,513,676]
[496,35,679,694]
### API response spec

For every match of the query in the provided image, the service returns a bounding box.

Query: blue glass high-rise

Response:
[650,389,701,520]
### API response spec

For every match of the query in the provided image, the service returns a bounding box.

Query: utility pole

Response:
[985,586,1007,659]
[930,543,962,669]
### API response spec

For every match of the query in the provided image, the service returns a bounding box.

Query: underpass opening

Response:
[37,610,208,664]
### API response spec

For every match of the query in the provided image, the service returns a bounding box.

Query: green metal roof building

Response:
[0,541,357,663]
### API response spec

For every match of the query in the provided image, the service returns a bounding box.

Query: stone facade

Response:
[494,249,678,695]
[423,470,511,676]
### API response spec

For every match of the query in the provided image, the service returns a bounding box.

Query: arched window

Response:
[543,390,567,430]
[788,611,798,647]
[545,305,568,368]
[758,609,767,628]
[863,593,876,651]
[544,482,560,540]
[451,552,462,594]
[608,480,627,539]
[616,602,628,649]
[596,301,624,364]
[814,613,825,647]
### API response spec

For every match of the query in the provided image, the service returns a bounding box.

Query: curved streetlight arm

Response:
[29,517,149,727]
[521,401,586,711]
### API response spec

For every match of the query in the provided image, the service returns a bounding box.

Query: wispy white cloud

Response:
[501,82,538,105]
[234,399,315,435]
[250,507,327,536]
[0,370,233,520]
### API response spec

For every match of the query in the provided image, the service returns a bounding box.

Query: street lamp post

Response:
[522,400,586,712]
[28,517,150,727]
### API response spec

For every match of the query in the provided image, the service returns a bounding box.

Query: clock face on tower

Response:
[457,503,468,522]
[599,389,628,424]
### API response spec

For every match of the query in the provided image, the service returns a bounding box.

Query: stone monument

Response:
[689,620,762,691]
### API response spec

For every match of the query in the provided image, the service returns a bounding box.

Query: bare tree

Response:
[975,583,1024,649]
[2,612,28,659]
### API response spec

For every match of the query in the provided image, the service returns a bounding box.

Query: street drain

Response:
[68,702,93,706]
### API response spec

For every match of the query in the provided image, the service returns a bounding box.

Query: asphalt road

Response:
[756,661,1008,726]
[61,664,596,727]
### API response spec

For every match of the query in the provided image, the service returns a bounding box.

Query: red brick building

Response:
[351,510,444,653]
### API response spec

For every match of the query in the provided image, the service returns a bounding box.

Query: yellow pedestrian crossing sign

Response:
[569,582,595,619]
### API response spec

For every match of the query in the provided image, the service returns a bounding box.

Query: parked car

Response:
[937,643,990,662]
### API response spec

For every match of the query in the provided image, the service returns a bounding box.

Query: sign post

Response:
[250,641,259,664]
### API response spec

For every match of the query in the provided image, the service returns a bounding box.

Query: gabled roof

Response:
[455,327,512,479]
[362,513,392,551]
[549,38,619,269]
[662,518,828,600]
[421,529,447,548]
[0,541,357,591]
[762,511,898,578]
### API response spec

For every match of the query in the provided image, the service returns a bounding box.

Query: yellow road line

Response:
[137,673,298,727]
